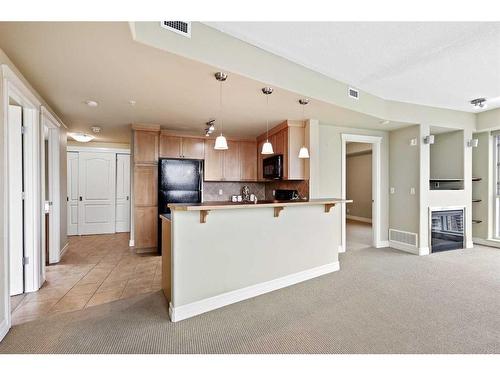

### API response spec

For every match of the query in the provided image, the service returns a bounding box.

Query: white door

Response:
[78,152,116,235]
[115,154,131,232]
[8,105,24,296]
[67,151,79,236]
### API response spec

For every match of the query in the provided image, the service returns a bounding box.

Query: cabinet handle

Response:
[79,196,82,201]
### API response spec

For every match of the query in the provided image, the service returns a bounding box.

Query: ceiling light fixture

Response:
[214,72,229,150]
[90,126,101,133]
[424,135,435,145]
[205,120,216,137]
[85,100,99,107]
[69,132,94,143]
[298,98,310,159]
[261,87,274,155]
[470,98,487,109]
[467,139,479,148]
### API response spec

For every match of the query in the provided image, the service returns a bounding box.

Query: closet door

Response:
[77,152,116,235]
[67,152,79,236]
[115,154,131,232]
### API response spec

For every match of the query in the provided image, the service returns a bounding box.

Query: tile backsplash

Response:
[203,180,309,202]
[203,182,266,202]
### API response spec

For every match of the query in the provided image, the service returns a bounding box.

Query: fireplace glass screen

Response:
[431,209,464,252]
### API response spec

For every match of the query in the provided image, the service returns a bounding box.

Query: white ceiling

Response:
[206,22,500,112]
[0,22,410,143]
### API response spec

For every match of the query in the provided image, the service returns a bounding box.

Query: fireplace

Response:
[431,209,465,252]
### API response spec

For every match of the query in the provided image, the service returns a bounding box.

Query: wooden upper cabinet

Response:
[133,165,158,207]
[134,130,159,164]
[257,140,265,181]
[240,141,257,181]
[223,141,241,181]
[160,135,205,159]
[181,137,205,159]
[204,139,223,181]
[160,135,182,158]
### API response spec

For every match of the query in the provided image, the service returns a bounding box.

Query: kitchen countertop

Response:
[168,198,352,211]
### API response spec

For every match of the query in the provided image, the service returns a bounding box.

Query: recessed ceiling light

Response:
[85,100,99,107]
[69,132,94,143]
[90,126,101,134]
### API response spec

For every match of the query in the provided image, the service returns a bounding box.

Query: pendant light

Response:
[214,72,228,150]
[298,98,310,159]
[261,87,274,155]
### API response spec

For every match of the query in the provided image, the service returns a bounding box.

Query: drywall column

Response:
[0,67,7,340]
[464,128,474,248]
[418,124,430,254]
[472,132,492,241]
[306,119,320,198]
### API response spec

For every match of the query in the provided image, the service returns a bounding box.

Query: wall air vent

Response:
[348,87,359,100]
[160,21,191,38]
[389,229,418,247]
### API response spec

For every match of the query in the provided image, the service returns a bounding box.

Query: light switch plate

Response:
[390,187,395,194]
[410,187,415,195]
[410,138,417,146]
[218,189,223,195]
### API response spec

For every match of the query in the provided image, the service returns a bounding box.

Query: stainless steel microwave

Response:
[263,154,283,180]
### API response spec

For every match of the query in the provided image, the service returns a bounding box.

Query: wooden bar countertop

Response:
[168,198,352,211]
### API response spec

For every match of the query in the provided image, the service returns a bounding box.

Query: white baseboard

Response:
[347,215,372,223]
[466,240,474,249]
[129,239,135,247]
[418,247,430,256]
[376,240,389,248]
[169,261,340,322]
[389,240,419,255]
[338,244,345,253]
[60,242,69,258]
[472,237,500,249]
[0,319,9,342]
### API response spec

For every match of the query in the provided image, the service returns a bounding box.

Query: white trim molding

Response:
[60,242,70,258]
[341,133,383,251]
[129,239,135,247]
[169,261,340,322]
[346,215,372,223]
[0,319,9,342]
[472,237,500,249]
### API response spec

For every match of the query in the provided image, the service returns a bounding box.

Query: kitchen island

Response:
[160,198,351,322]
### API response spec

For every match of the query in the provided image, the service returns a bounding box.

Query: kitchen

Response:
[131,73,350,321]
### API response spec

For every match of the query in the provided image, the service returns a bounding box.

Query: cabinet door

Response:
[182,138,205,159]
[257,140,265,180]
[134,131,158,164]
[159,135,182,158]
[134,165,158,206]
[272,129,288,179]
[134,206,157,249]
[240,141,257,181]
[204,139,223,181]
[223,141,240,181]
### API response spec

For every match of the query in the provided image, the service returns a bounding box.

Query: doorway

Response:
[346,142,373,250]
[341,134,383,251]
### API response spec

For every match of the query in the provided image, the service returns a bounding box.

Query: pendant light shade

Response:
[214,71,229,151]
[214,134,228,150]
[262,140,274,155]
[298,146,310,159]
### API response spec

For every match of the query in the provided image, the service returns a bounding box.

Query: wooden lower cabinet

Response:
[134,206,158,249]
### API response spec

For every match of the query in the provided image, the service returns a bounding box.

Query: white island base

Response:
[161,199,350,322]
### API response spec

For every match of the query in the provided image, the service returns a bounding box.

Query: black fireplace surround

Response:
[431,209,465,252]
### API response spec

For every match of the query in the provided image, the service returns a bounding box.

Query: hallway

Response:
[346,219,373,250]
[10,233,161,325]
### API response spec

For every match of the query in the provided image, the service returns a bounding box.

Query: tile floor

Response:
[10,233,161,325]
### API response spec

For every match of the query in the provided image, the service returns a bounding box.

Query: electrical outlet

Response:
[410,187,415,195]
[390,187,395,194]
[272,190,276,196]
[409,138,417,146]
[218,189,223,196]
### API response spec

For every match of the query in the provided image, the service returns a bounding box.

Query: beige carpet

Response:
[1,222,499,353]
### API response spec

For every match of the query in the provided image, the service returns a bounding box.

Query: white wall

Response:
[389,125,420,235]
[430,130,464,180]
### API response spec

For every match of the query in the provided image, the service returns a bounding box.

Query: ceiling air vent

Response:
[160,21,191,38]
[348,87,359,100]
